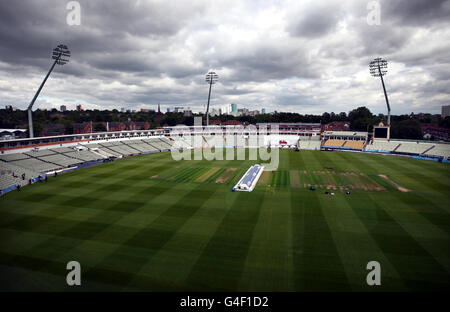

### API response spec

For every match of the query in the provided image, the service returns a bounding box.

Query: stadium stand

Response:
[323,139,346,147]
[64,150,103,161]
[203,135,225,147]
[1,155,45,190]
[0,153,30,162]
[85,143,100,148]
[146,139,167,150]
[394,142,435,154]
[365,140,400,152]
[10,158,60,173]
[299,141,321,150]
[25,149,56,157]
[343,140,365,150]
[0,158,40,179]
[39,154,82,167]
[0,174,19,189]
[159,137,174,148]
[168,136,192,149]
[90,143,121,156]
[51,147,76,153]
[423,144,450,158]
[123,140,161,153]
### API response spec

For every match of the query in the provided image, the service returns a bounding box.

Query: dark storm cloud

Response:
[382,0,450,27]
[0,0,448,114]
[210,42,321,83]
[0,0,201,74]
[287,3,342,38]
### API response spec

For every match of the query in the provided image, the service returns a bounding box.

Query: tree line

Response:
[0,106,448,140]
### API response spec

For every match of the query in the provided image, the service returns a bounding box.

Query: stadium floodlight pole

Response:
[369,57,391,126]
[27,44,71,138]
[205,71,218,126]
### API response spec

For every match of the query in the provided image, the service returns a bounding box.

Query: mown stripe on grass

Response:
[374,156,449,192]
[195,167,220,182]
[289,170,301,188]
[184,191,265,291]
[175,167,205,183]
[0,250,176,291]
[215,168,237,184]
[317,194,407,290]
[368,174,396,191]
[205,168,226,183]
[16,183,212,285]
[238,190,294,291]
[257,171,271,186]
[348,195,450,291]
[392,192,450,236]
[290,191,350,291]
[227,167,247,185]
[6,179,180,262]
[333,151,378,174]
[270,170,290,188]
[123,184,215,251]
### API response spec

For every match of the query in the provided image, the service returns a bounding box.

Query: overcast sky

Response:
[0,0,449,115]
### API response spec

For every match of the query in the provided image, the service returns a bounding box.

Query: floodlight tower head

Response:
[52,44,71,65]
[205,71,219,85]
[369,57,391,126]
[369,57,387,77]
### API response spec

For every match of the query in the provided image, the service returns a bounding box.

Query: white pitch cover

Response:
[232,164,265,192]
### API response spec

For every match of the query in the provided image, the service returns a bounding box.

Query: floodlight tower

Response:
[369,57,391,126]
[27,44,71,137]
[205,71,219,126]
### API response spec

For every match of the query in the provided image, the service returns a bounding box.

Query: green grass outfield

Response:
[0,149,449,291]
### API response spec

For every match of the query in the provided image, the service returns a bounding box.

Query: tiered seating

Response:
[343,141,365,150]
[85,143,100,148]
[323,140,346,147]
[146,139,166,150]
[113,144,140,155]
[423,144,450,158]
[137,140,159,152]
[167,137,191,149]
[0,160,41,189]
[10,158,60,173]
[64,150,102,161]
[98,147,121,156]
[0,161,40,178]
[365,141,399,152]
[142,138,170,150]
[0,174,18,189]
[395,142,434,154]
[159,137,174,148]
[99,142,139,155]
[39,154,81,167]
[157,138,173,149]
[300,141,321,150]
[203,136,225,147]
[25,149,56,157]
[51,147,76,153]
[0,153,30,162]
[122,140,158,153]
